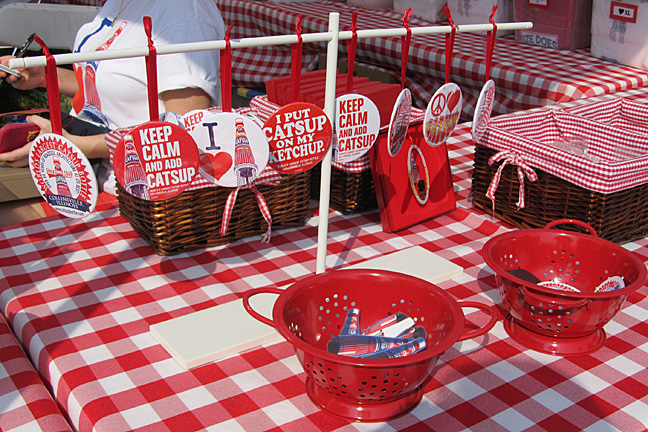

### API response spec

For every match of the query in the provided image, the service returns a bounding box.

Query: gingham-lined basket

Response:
[106,108,311,256]
[565,98,648,136]
[472,106,648,243]
[251,95,424,214]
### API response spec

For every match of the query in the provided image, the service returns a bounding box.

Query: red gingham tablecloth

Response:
[216,0,648,121]
[0,314,73,432]
[1,202,648,431]
[2,89,648,432]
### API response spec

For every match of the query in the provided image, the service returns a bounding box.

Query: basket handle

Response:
[544,219,598,237]
[457,302,498,342]
[521,285,591,309]
[242,287,282,328]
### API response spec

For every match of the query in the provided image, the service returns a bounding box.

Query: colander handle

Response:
[457,302,498,342]
[521,286,591,309]
[545,219,598,237]
[242,288,283,328]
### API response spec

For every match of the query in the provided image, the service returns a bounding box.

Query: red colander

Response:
[243,269,497,422]
[482,219,647,356]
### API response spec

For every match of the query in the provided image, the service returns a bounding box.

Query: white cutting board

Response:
[150,292,280,370]
[150,246,462,370]
[345,245,463,283]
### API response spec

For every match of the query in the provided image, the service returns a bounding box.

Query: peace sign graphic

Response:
[431,93,446,117]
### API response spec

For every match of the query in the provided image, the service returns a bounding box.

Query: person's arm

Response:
[0,115,109,167]
[0,56,78,98]
[160,87,211,115]
[57,68,79,99]
[0,87,212,167]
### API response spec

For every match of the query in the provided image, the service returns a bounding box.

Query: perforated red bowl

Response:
[243,269,497,422]
[483,219,648,355]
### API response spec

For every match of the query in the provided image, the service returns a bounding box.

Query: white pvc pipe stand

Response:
[9,14,533,275]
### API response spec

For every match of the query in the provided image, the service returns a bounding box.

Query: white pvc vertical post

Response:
[315,12,340,274]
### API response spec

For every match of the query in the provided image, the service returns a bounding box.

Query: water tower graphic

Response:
[52,155,72,197]
[123,135,150,200]
[233,117,258,187]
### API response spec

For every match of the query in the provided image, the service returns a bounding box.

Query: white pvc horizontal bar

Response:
[10,21,532,69]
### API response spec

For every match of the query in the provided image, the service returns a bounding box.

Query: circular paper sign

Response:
[29,133,98,218]
[471,79,496,142]
[333,94,380,163]
[181,109,210,133]
[113,121,199,201]
[263,102,332,174]
[388,89,412,157]
[189,112,269,187]
[424,83,462,146]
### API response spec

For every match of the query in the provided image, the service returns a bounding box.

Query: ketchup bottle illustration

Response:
[52,155,73,197]
[123,134,150,200]
[233,118,258,187]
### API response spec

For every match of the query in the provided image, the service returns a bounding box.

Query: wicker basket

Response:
[472,144,648,243]
[117,171,311,255]
[250,95,380,214]
[310,162,377,214]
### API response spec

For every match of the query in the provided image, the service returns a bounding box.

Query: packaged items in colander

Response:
[362,311,415,337]
[327,309,427,358]
[340,308,360,335]
[357,337,427,359]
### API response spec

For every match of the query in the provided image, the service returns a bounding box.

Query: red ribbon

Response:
[443,6,456,85]
[143,17,159,121]
[220,170,282,243]
[486,150,538,212]
[290,16,304,103]
[485,5,498,81]
[33,35,62,135]
[345,12,358,94]
[220,25,234,112]
[400,9,412,91]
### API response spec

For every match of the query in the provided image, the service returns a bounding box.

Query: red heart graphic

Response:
[212,151,233,181]
[447,90,461,113]
[200,153,216,179]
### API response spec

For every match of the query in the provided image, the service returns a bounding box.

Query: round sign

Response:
[388,89,412,157]
[424,83,462,146]
[181,109,210,133]
[189,112,269,187]
[29,133,98,218]
[407,143,430,205]
[113,121,199,201]
[263,102,332,174]
[333,94,380,163]
[471,79,496,142]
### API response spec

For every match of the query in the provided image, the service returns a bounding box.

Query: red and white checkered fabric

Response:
[1,198,648,431]
[480,108,648,194]
[485,149,538,209]
[2,87,648,432]
[216,0,648,119]
[565,98,648,137]
[0,314,73,432]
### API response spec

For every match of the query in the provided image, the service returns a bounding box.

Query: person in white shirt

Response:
[0,0,225,195]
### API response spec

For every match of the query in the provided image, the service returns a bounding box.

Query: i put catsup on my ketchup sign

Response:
[263,102,332,174]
